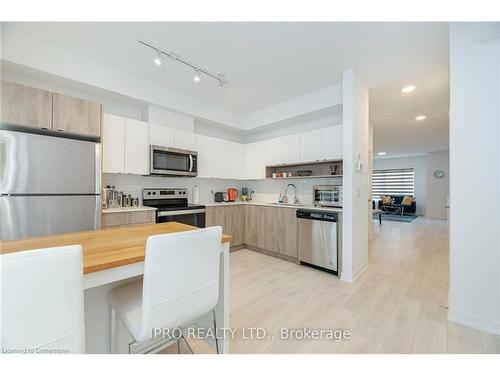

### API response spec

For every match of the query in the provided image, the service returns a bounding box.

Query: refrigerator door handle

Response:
[94,195,101,230]
[95,143,102,194]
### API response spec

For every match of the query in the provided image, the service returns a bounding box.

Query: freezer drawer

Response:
[0,130,100,194]
[297,216,338,273]
[0,195,100,241]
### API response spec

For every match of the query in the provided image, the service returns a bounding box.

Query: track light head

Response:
[194,70,201,82]
[154,50,162,66]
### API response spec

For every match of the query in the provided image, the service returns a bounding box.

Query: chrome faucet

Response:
[284,184,298,204]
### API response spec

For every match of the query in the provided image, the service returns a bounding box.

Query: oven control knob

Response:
[153,192,156,195]
[147,192,151,195]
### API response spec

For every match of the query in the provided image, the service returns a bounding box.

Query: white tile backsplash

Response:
[103,174,342,206]
[246,177,342,205]
[103,174,243,205]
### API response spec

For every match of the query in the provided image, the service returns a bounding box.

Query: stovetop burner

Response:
[142,188,205,212]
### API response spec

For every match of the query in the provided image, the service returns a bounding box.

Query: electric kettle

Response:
[227,188,238,202]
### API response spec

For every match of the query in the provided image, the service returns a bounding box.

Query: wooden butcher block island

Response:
[1,222,232,353]
[0,222,232,274]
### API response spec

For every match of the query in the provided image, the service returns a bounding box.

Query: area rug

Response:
[378,213,417,223]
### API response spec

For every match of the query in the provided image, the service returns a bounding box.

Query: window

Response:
[372,168,414,199]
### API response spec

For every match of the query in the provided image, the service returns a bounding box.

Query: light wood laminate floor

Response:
[224,217,500,354]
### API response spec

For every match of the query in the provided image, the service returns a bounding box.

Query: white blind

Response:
[372,168,414,199]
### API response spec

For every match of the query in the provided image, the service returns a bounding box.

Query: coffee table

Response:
[381,205,404,216]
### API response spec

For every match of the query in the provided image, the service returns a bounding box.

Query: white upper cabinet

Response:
[102,114,125,174]
[124,119,149,175]
[245,141,266,179]
[265,138,282,166]
[212,138,231,179]
[321,125,343,160]
[230,142,245,180]
[281,134,300,164]
[196,134,214,178]
[300,128,322,162]
[149,123,174,148]
[174,129,197,151]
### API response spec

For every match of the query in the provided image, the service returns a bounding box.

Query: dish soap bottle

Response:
[193,185,200,204]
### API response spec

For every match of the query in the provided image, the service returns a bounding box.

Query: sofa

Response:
[377,195,416,215]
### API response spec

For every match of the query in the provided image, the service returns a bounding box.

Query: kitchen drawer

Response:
[102,210,156,228]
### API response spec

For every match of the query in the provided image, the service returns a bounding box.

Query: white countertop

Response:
[203,201,343,213]
[102,206,157,213]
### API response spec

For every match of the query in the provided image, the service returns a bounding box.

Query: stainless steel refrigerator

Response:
[0,129,101,241]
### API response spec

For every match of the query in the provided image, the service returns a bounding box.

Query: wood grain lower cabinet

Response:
[260,206,278,252]
[276,208,298,257]
[206,204,297,259]
[1,81,52,129]
[226,205,245,246]
[101,210,156,228]
[52,93,101,137]
[206,205,244,247]
[244,205,262,247]
[207,206,226,228]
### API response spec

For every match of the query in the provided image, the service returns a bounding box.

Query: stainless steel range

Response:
[142,188,205,228]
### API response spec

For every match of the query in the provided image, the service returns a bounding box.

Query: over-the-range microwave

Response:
[149,145,198,177]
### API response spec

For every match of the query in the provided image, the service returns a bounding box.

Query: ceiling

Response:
[1,22,450,156]
[370,70,450,157]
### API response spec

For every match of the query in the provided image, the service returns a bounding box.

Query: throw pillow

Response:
[401,196,414,205]
[381,195,392,205]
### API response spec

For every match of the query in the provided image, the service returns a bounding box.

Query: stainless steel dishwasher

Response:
[297,209,339,275]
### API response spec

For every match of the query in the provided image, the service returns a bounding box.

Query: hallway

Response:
[225,218,500,353]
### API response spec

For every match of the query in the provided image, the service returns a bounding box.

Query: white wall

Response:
[425,150,449,219]
[147,105,194,132]
[243,83,342,129]
[373,155,427,216]
[448,22,500,335]
[341,69,369,282]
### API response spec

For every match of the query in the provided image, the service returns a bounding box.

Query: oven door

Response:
[157,209,206,228]
[150,145,198,177]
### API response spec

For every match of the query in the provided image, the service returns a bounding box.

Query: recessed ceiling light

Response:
[402,85,416,93]
[415,115,427,121]
[377,152,387,156]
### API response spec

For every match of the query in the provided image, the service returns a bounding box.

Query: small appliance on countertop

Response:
[142,188,205,228]
[214,192,228,203]
[313,184,343,208]
[227,188,238,202]
[102,185,140,209]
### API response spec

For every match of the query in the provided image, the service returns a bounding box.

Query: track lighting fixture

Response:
[139,39,228,88]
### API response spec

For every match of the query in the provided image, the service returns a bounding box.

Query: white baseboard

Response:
[341,261,368,283]
[448,308,500,336]
[353,261,369,281]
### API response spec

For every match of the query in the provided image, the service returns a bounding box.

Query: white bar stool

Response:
[109,226,222,354]
[0,245,85,354]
